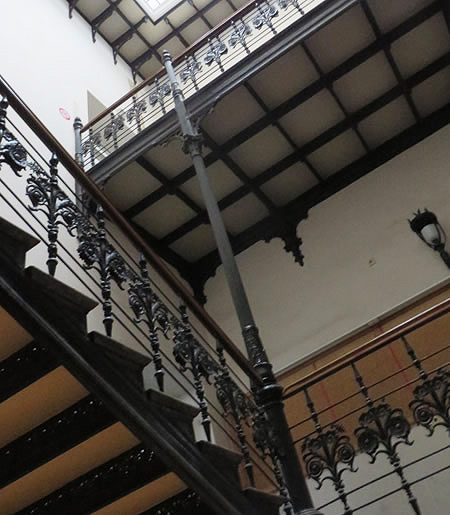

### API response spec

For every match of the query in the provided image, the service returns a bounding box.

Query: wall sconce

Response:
[409,209,450,268]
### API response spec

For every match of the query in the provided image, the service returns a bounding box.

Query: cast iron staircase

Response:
[0,216,283,514]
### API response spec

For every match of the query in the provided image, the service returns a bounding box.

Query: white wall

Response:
[205,123,450,373]
[0,0,133,151]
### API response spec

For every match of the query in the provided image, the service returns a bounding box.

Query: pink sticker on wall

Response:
[59,107,71,120]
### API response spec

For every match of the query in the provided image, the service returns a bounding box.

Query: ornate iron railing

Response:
[0,76,302,511]
[284,299,450,515]
[78,0,326,170]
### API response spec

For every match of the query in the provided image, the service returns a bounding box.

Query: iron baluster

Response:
[149,78,171,115]
[82,128,100,168]
[126,96,147,133]
[104,112,124,150]
[251,403,293,515]
[26,154,78,276]
[0,97,8,143]
[77,206,128,336]
[204,37,228,72]
[253,2,279,34]
[352,362,421,515]
[171,304,218,441]
[279,0,304,13]
[301,388,355,515]
[215,342,255,486]
[180,56,202,91]
[228,20,252,54]
[128,256,166,392]
[403,336,450,435]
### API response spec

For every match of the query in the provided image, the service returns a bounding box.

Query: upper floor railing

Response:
[283,298,450,515]
[79,0,327,170]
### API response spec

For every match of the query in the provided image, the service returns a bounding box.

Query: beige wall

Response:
[205,122,450,373]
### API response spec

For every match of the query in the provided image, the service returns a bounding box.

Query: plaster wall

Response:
[205,122,450,373]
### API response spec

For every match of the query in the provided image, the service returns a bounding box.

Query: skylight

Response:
[136,0,184,21]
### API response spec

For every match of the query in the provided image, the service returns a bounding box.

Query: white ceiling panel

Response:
[229,126,293,178]
[307,130,366,177]
[180,18,211,45]
[134,195,196,238]
[305,4,375,72]
[77,0,109,19]
[104,162,161,211]
[169,224,217,262]
[333,52,398,113]
[412,65,450,117]
[201,86,266,144]
[358,96,416,148]
[279,90,344,145]
[368,0,434,33]
[180,160,243,206]
[222,194,268,235]
[260,162,319,206]
[391,13,450,78]
[247,45,319,109]
[98,13,130,41]
[144,140,193,178]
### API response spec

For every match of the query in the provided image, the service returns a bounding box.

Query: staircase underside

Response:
[0,217,282,515]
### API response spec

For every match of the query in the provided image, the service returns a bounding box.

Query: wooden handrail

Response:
[283,297,450,398]
[0,74,262,386]
[81,0,261,132]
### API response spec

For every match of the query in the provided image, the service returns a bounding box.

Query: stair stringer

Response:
[0,230,270,515]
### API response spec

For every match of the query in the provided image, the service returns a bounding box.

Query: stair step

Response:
[25,266,97,329]
[146,389,200,442]
[17,444,168,515]
[0,394,116,488]
[89,332,151,391]
[140,488,211,514]
[0,217,39,270]
[0,340,58,403]
[197,440,242,489]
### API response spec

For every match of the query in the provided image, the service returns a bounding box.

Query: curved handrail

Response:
[81,0,261,133]
[283,297,450,398]
[0,74,262,386]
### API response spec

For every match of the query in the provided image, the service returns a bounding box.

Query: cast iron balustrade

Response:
[284,300,450,514]
[78,0,326,170]
[0,81,298,512]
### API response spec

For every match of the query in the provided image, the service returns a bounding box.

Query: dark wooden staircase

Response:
[0,217,283,514]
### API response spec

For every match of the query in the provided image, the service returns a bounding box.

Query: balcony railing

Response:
[78,0,327,170]
[283,298,450,515]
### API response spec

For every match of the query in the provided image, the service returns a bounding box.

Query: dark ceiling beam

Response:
[135,155,206,217]
[194,100,450,282]
[440,0,450,32]
[156,51,450,245]
[301,41,371,153]
[124,1,441,217]
[361,0,421,123]
[68,0,79,18]
[111,15,149,64]
[152,0,224,50]
[91,1,123,42]
[243,82,323,182]
[69,2,145,81]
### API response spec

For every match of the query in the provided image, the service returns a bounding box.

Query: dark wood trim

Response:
[283,298,450,397]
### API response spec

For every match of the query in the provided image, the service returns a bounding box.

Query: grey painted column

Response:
[163,50,321,515]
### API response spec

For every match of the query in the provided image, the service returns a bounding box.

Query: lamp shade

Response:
[409,209,443,249]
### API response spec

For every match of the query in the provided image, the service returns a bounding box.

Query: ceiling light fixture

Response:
[409,209,450,268]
